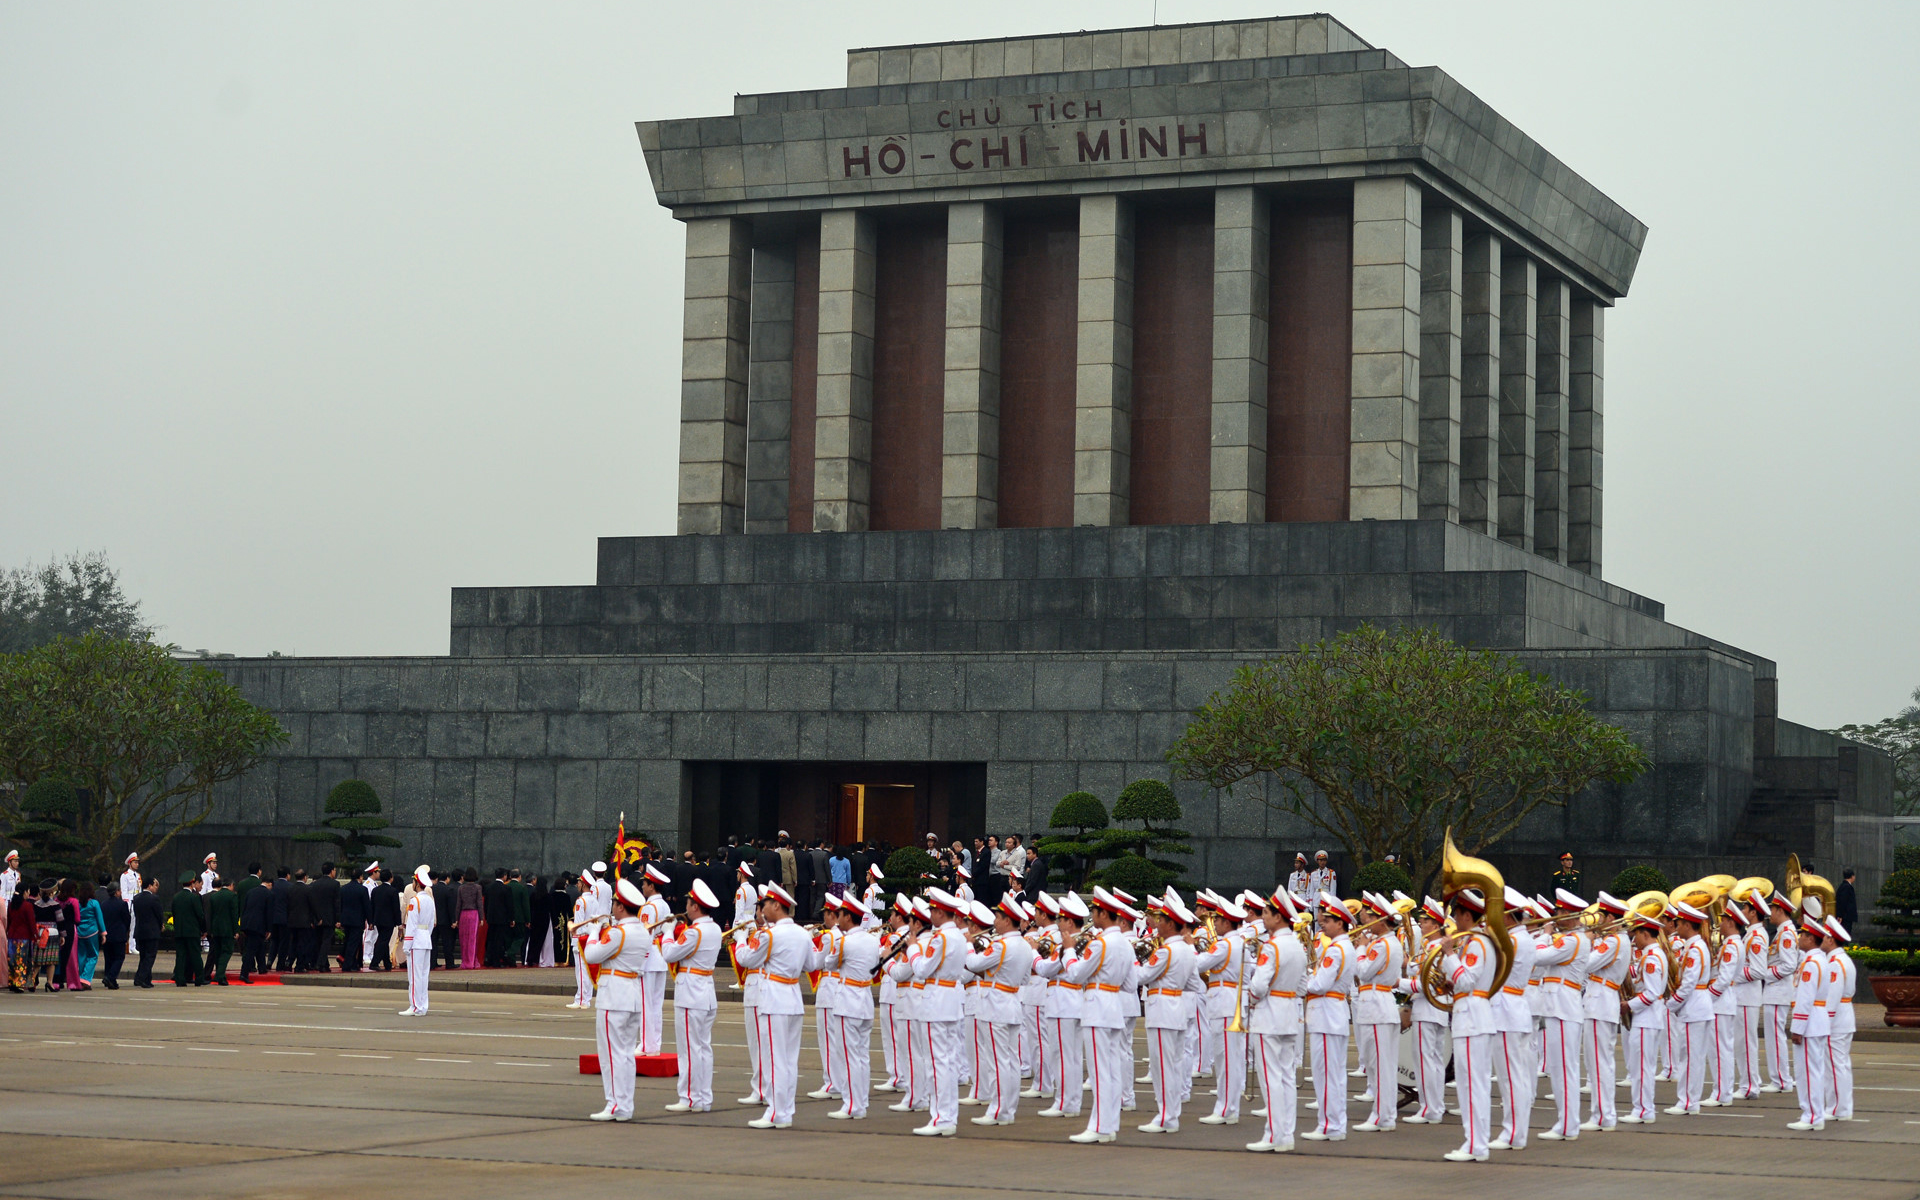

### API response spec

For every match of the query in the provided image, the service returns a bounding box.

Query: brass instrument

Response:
[1671,877,1733,958]
[1031,930,1058,958]
[972,932,993,952]
[1073,926,1095,955]
[1417,829,1515,1015]
[1730,876,1775,908]
[1225,929,1250,1034]
[1133,934,1164,963]
[1785,854,1836,917]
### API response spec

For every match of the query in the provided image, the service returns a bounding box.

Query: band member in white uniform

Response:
[1438,887,1497,1162]
[1402,896,1451,1126]
[826,893,882,1121]
[960,901,992,1106]
[1760,893,1801,1093]
[807,894,846,1102]
[1352,891,1405,1133]
[1537,888,1590,1140]
[965,894,1035,1125]
[585,878,648,1122]
[1820,916,1854,1123]
[1194,896,1253,1126]
[1136,893,1198,1133]
[398,865,436,1015]
[1017,894,1053,1096]
[1621,910,1669,1125]
[907,888,968,1136]
[1245,889,1307,1152]
[1734,898,1772,1098]
[736,882,808,1130]
[570,863,613,1008]
[887,899,934,1116]
[1703,901,1748,1107]
[1064,887,1134,1144]
[661,878,723,1114]
[1786,910,1830,1130]
[1490,888,1539,1149]
[635,865,673,1056]
[1666,900,1713,1116]
[1579,892,1632,1131]
[1032,893,1088,1120]
[875,896,910,1094]
[1300,890,1356,1142]
[735,898,768,1105]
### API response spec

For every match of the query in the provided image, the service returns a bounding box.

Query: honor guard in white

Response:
[807,894,847,1103]
[661,878,723,1114]
[1351,891,1405,1133]
[907,888,969,1136]
[118,854,141,954]
[1734,898,1771,1098]
[636,865,673,1056]
[826,893,882,1120]
[861,864,886,927]
[1245,889,1308,1152]
[1063,887,1134,1144]
[1537,889,1591,1140]
[732,862,758,935]
[570,862,614,1008]
[734,897,768,1105]
[1489,888,1539,1149]
[874,895,911,1094]
[1704,901,1748,1106]
[965,894,1035,1125]
[585,878,649,1122]
[1300,890,1356,1142]
[1621,910,1670,1124]
[1785,909,1830,1130]
[954,864,975,907]
[1438,887,1497,1161]
[1032,892,1089,1120]
[736,881,807,1129]
[1665,900,1713,1115]
[1403,897,1451,1126]
[1760,893,1802,1093]
[1308,852,1338,907]
[1193,896,1254,1126]
[199,853,218,895]
[1579,892,1632,1131]
[1287,854,1312,906]
[0,850,17,966]
[398,865,437,1016]
[1820,916,1854,1122]
[1136,892,1198,1133]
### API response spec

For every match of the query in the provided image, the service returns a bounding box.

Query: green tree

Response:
[1351,859,1414,899]
[1091,779,1192,890]
[1610,864,1671,897]
[881,846,939,897]
[294,779,401,870]
[1877,868,1920,933]
[1034,791,1109,890]
[0,552,153,653]
[1099,851,1176,897]
[1167,624,1650,887]
[5,776,92,878]
[0,633,287,875]
[1835,685,1920,817]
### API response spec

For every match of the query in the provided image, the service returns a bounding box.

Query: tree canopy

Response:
[0,633,286,875]
[1836,684,1920,817]
[1167,624,1649,887]
[0,552,153,653]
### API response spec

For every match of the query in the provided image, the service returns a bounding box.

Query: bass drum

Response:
[1395,1015,1450,1109]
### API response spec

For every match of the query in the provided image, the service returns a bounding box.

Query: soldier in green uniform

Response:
[203,876,240,984]
[1551,852,1581,898]
[170,871,206,987]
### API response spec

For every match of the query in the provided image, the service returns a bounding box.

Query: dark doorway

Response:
[684,761,985,856]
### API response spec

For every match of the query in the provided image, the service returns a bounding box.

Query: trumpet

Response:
[972,932,994,952]
[1133,934,1164,963]
[1030,931,1058,958]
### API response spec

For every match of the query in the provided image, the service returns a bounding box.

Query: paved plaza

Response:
[2,986,1916,1200]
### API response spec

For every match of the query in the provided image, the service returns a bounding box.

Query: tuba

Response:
[1785,854,1836,918]
[1672,876,1734,959]
[1417,829,1515,1014]
[1731,876,1774,908]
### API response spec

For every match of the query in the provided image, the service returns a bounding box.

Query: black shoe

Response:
[7,986,20,994]
[216,979,229,986]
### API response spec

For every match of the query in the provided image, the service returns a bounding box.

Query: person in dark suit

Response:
[794,845,816,921]
[506,870,532,965]
[267,868,292,970]
[308,863,340,973]
[724,838,748,873]
[482,869,512,967]
[240,873,273,980]
[285,869,314,972]
[523,875,548,966]
[203,877,239,984]
[98,884,131,989]
[753,842,782,895]
[432,871,458,969]
[131,876,164,988]
[169,872,206,986]
[370,869,400,971]
[548,874,575,966]
[807,843,831,919]
[1838,869,1859,931]
[337,866,369,972]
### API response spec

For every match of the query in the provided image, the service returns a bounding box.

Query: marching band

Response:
[567,845,1862,1156]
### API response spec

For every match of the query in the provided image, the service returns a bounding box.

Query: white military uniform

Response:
[1492,911,1539,1147]
[1668,930,1713,1114]
[0,860,17,967]
[1016,925,1048,1089]
[1403,921,1451,1125]
[1734,915,1771,1097]
[831,918,883,1119]
[1030,932,1083,1116]
[1537,923,1589,1138]
[965,925,1034,1124]
[661,913,722,1111]
[1624,933,1670,1123]
[636,889,671,1055]
[876,922,904,1091]
[1706,922,1745,1105]
[736,911,809,1127]
[1824,936,1855,1122]
[1064,916,1131,1140]
[1247,928,1308,1150]
[1760,912,1801,1092]
[118,865,141,953]
[1441,925,1498,1160]
[1287,867,1312,903]
[808,920,844,1100]
[1352,922,1404,1131]
[888,926,933,1115]
[1193,925,1253,1122]
[1308,865,1338,907]
[736,923,766,1103]
[585,914,648,1120]
[1787,937,1829,1128]
[1302,926,1355,1140]
[910,907,968,1133]
[1580,929,1631,1129]
[1137,930,1198,1131]
[400,877,436,1015]
[573,872,612,1006]
[733,877,758,928]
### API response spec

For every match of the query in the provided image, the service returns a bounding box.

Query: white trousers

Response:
[742,1002,762,1100]
[1252,1033,1300,1146]
[834,1013,874,1117]
[640,970,666,1056]
[595,1007,640,1117]
[1146,1023,1189,1127]
[980,1019,1021,1121]
[572,953,592,1005]
[674,1004,714,1109]
[1035,1007,1057,1096]
[1020,1003,1039,1074]
[757,1011,802,1125]
[1085,1024,1127,1135]
[1357,1020,1398,1128]
[1626,1025,1661,1121]
[1764,1003,1794,1090]
[1121,1017,1138,1108]
[1494,1028,1536,1146]
[1710,1011,1739,1103]
[1413,1020,1447,1122]
[1048,1016,1083,1114]
[1795,1034,1829,1125]
[1180,1019,1197,1099]
[1825,1029,1853,1120]
[1583,1018,1618,1127]
[1454,1031,1493,1158]
[405,947,432,1013]
[879,1002,899,1087]
[1197,1011,1217,1076]
[964,1014,981,1097]
[1307,1031,1348,1138]
[362,926,378,964]
[907,1019,930,1111]
[1738,1004,1763,1096]
[1675,1018,1709,1111]
[816,993,837,1092]
[926,1018,962,1129]
[1207,1024,1248,1119]
[1541,1016,1580,1137]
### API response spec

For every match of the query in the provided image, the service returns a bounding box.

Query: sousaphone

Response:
[1417,829,1515,1013]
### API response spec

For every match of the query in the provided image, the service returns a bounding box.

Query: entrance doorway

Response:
[836,782,917,848]
[684,760,985,856]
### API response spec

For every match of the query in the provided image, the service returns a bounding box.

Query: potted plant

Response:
[1865,867,1920,1025]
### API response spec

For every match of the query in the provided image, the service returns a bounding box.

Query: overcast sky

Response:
[2,1,1915,730]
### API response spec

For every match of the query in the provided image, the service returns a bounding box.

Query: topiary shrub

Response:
[881,847,939,898]
[1093,779,1192,890]
[1877,868,1920,932]
[1035,791,1109,891]
[1100,852,1174,897]
[1610,864,1671,897]
[6,776,91,878]
[1352,860,1414,899]
[294,778,402,870]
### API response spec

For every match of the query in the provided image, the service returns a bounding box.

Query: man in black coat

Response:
[370,869,401,971]
[307,863,341,973]
[433,872,458,969]
[98,884,131,989]
[131,875,164,988]
[794,846,816,922]
[337,867,369,972]
[753,841,782,895]
[285,869,315,972]
[808,842,831,919]
[267,868,292,970]
[1838,869,1859,931]
[524,874,549,966]
[548,875,575,965]
[240,874,273,980]
[482,869,512,967]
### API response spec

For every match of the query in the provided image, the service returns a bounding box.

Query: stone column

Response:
[744,243,796,534]
[1497,250,1537,551]
[1569,297,1605,576]
[1418,206,1463,524]
[942,202,1004,530]
[812,209,877,533]
[1459,233,1501,535]
[1209,185,1269,523]
[1073,194,1135,527]
[1533,275,1572,565]
[1349,177,1422,521]
[676,217,752,535]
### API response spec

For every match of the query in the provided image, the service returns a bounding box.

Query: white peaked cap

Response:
[1218,898,1248,921]
[414,864,432,885]
[365,861,380,874]
[868,863,884,881]
[615,878,645,908]
[125,852,139,864]
[1059,891,1090,920]
[841,893,872,917]
[590,861,608,876]
[689,879,720,911]
[204,852,218,862]
[763,882,796,908]
[969,900,994,927]
[644,863,670,885]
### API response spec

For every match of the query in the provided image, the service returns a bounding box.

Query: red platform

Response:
[230,974,282,986]
[578,1052,678,1076]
